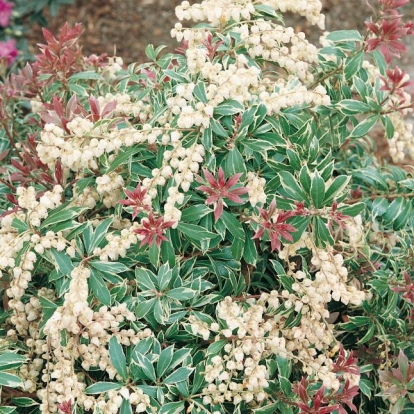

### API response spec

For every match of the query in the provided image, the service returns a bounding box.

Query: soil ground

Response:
[26,0,414,165]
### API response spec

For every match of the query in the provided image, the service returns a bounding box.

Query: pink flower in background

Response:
[0,39,18,66]
[0,0,13,27]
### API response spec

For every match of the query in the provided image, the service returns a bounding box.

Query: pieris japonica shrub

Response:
[0,0,413,413]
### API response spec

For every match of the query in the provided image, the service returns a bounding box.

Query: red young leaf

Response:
[196,167,248,221]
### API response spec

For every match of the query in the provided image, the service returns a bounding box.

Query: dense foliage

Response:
[0,0,413,413]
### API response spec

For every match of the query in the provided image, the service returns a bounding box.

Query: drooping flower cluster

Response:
[195,289,358,407]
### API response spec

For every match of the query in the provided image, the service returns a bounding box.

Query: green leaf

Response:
[88,218,113,254]
[145,44,157,60]
[40,207,87,229]
[254,4,281,19]
[326,30,364,42]
[181,205,212,222]
[66,222,89,240]
[193,82,208,103]
[324,175,351,204]
[313,216,334,247]
[225,147,246,177]
[276,355,291,378]
[203,126,213,151]
[85,382,122,394]
[107,147,140,173]
[192,360,206,393]
[135,268,157,290]
[253,403,280,414]
[342,316,371,329]
[243,227,257,266]
[372,198,389,218]
[350,114,379,138]
[287,148,301,171]
[51,248,74,276]
[0,372,23,388]
[177,223,217,241]
[231,237,244,261]
[158,263,173,291]
[391,396,406,414]
[161,230,175,267]
[383,197,412,230]
[381,115,395,139]
[10,397,38,407]
[339,99,370,115]
[359,378,374,398]
[239,105,258,132]
[167,348,192,373]
[68,83,87,96]
[153,297,170,324]
[11,218,28,233]
[338,202,365,217]
[307,136,319,163]
[299,166,311,194]
[220,211,245,240]
[136,353,156,382]
[157,345,174,378]
[163,367,193,385]
[344,51,364,79]
[279,376,292,395]
[120,399,132,414]
[163,70,188,83]
[135,298,156,319]
[109,336,128,381]
[90,261,130,275]
[0,407,17,414]
[0,353,26,371]
[243,138,275,152]
[165,287,196,301]
[214,100,244,116]
[69,70,102,81]
[279,171,307,202]
[149,240,160,268]
[207,340,227,355]
[354,167,388,191]
[89,269,111,306]
[359,323,375,344]
[39,296,58,331]
[159,401,185,414]
[210,118,228,138]
[310,172,325,209]
[371,49,387,75]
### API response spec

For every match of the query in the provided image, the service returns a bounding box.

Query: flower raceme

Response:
[196,167,249,222]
